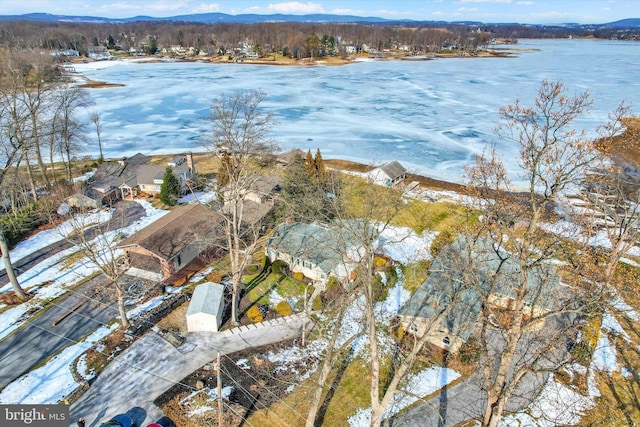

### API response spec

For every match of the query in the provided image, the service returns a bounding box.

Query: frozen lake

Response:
[75,39,640,185]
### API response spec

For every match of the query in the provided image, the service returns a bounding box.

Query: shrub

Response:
[458,337,481,364]
[293,271,304,281]
[430,228,455,258]
[371,274,386,302]
[271,260,288,275]
[0,203,45,247]
[396,323,405,341]
[373,256,388,268]
[582,315,602,352]
[276,301,293,316]
[246,305,263,323]
[326,276,340,291]
[312,295,323,311]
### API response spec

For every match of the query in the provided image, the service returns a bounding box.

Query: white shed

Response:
[366,160,407,187]
[186,282,226,332]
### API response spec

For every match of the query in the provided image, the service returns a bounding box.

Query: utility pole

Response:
[217,351,222,427]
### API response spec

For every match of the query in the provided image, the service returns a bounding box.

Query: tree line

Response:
[0,20,500,58]
[0,47,97,300]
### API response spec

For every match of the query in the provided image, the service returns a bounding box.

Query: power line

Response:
[3,282,314,426]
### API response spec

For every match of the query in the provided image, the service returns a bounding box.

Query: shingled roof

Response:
[378,160,406,179]
[118,203,222,260]
[399,234,560,341]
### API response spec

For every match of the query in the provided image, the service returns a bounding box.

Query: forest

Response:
[1,18,638,60]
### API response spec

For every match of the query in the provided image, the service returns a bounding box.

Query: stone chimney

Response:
[186,152,196,177]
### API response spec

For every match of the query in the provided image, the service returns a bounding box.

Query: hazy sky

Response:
[1,0,638,24]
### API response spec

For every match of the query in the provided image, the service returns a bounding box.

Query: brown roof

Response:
[118,203,223,260]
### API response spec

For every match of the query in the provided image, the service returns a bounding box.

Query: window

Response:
[442,336,451,346]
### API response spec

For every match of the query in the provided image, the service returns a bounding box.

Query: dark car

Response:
[100,414,135,427]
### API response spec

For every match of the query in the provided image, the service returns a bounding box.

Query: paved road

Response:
[0,200,146,287]
[69,314,314,427]
[0,275,118,389]
[0,201,147,389]
[390,370,547,426]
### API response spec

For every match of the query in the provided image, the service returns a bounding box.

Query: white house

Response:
[186,282,226,332]
[367,161,407,187]
[265,221,375,285]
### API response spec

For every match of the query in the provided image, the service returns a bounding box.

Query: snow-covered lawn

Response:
[177,189,217,205]
[0,325,117,404]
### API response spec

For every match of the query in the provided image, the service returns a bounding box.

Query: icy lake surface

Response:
[75,39,640,185]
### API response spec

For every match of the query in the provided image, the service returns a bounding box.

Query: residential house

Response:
[66,153,150,209]
[186,282,227,332]
[220,174,280,226]
[52,49,80,58]
[265,221,373,285]
[275,149,305,168]
[88,46,112,60]
[398,234,561,353]
[132,153,196,197]
[367,160,407,187]
[118,203,223,281]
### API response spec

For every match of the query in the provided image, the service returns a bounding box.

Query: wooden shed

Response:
[186,282,226,332]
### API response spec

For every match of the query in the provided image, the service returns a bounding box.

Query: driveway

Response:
[390,370,548,426]
[69,313,314,427]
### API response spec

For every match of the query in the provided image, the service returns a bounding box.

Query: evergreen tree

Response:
[160,167,181,206]
[304,149,315,179]
[217,151,231,188]
[314,148,327,184]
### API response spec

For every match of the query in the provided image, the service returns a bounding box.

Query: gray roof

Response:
[187,282,225,316]
[134,165,165,186]
[399,234,561,341]
[89,153,150,192]
[266,222,361,274]
[118,203,223,260]
[378,160,406,180]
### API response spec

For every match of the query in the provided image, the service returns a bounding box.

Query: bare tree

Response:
[0,49,58,191]
[204,90,277,325]
[60,209,131,328]
[464,80,622,427]
[579,106,640,289]
[89,110,104,162]
[51,85,90,181]
[0,75,29,300]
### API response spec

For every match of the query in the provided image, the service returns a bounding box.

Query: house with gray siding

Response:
[399,234,561,353]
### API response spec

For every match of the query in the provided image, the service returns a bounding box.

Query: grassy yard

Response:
[243,259,309,310]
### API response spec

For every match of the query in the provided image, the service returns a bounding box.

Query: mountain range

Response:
[0,12,639,28]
